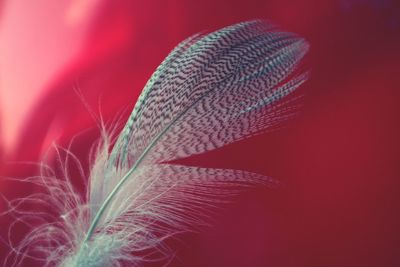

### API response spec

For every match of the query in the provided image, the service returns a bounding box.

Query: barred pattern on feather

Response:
[4,20,309,266]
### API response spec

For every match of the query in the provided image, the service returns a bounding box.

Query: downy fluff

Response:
[4,20,309,266]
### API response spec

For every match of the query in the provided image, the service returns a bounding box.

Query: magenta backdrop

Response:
[1,1,400,266]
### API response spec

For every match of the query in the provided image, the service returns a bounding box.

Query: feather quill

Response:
[4,20,309,266]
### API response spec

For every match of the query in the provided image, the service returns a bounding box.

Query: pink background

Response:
[0,1,400,266]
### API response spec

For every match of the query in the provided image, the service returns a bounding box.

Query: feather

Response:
[4,20,309,266]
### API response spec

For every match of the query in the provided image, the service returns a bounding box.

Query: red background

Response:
[1,0,400,266]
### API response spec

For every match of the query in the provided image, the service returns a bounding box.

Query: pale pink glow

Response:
[66,0,103,26]
[0,0,93,153]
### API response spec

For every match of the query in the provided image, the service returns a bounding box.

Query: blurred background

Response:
[0,0,399,266]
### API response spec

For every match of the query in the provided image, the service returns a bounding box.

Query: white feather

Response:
[4,20,309,267]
